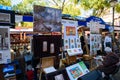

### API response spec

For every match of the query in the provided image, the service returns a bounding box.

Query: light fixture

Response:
[110,0,118,7]
[109,0,118,50]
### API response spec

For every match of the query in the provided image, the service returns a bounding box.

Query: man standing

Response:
[87,34,90,50]
[104,33,112,48]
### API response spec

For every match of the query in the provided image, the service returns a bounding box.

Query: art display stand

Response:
[62,19,83,66]
[0,27,16,80]
[33,5,63,80]
[86,21,103,70]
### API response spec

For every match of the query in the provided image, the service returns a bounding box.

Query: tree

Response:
[0,0,11,6]
[12,0,46,14]
[79,0,110,17]
[78,0,120,17]
[12,0,81,16]
[45,0,81,16]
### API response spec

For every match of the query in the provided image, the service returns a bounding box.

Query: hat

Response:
[105,47,112,53]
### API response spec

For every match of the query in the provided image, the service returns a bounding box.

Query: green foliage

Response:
[46,0,81,16]
[12,0,81,17]
[79,0,120,17]
[116,3,120,13]
[12,0,46,14]
[0,0,11,6]
[80,0,110,17]
[63,3,81,16]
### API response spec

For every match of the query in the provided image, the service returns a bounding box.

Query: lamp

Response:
[109,0,118,44]
[110,0,118,7]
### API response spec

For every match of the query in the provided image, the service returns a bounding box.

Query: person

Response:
[101,34,105,52]
[80,35,86,54]
[97,47,119,76]
[87,34,90,50]
[117,35,120,52]
[113,42,119,54]
[26,65,34,80]
[104,33,112,48]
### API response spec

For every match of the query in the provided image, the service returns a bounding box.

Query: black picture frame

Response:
[0,9,15,28]
[33,35,62,58]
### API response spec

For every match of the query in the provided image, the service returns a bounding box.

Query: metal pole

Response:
[112,6,115,43]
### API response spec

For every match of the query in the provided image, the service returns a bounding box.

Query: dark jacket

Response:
[97,52,119,75]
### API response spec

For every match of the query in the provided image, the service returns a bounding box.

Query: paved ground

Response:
[113,69,120,80]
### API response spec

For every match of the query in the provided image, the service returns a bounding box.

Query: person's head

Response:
[106,33,111,37]
[104,47,112,54]
[87,34,90,37]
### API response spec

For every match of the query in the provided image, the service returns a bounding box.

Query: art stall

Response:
[33,5,63,80]
[32,5,90,80]
[78,16,111,70]
[0,8,16,80]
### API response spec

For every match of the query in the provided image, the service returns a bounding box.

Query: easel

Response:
[39,56,56,80]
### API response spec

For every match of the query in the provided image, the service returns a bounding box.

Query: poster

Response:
[0,26,11,64]
[62,19,78,38]
[33,5,62,32]
[66,63,84,80]
[66,26,76,36]
[62,19,83,55]
[90,34,101,55]
[88,21,99,34]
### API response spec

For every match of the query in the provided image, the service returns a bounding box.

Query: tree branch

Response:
[52,0,60,8]
[61,0,65,11]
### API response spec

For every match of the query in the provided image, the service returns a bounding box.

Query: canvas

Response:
[66,63,84,80]
[33,5,62,32]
